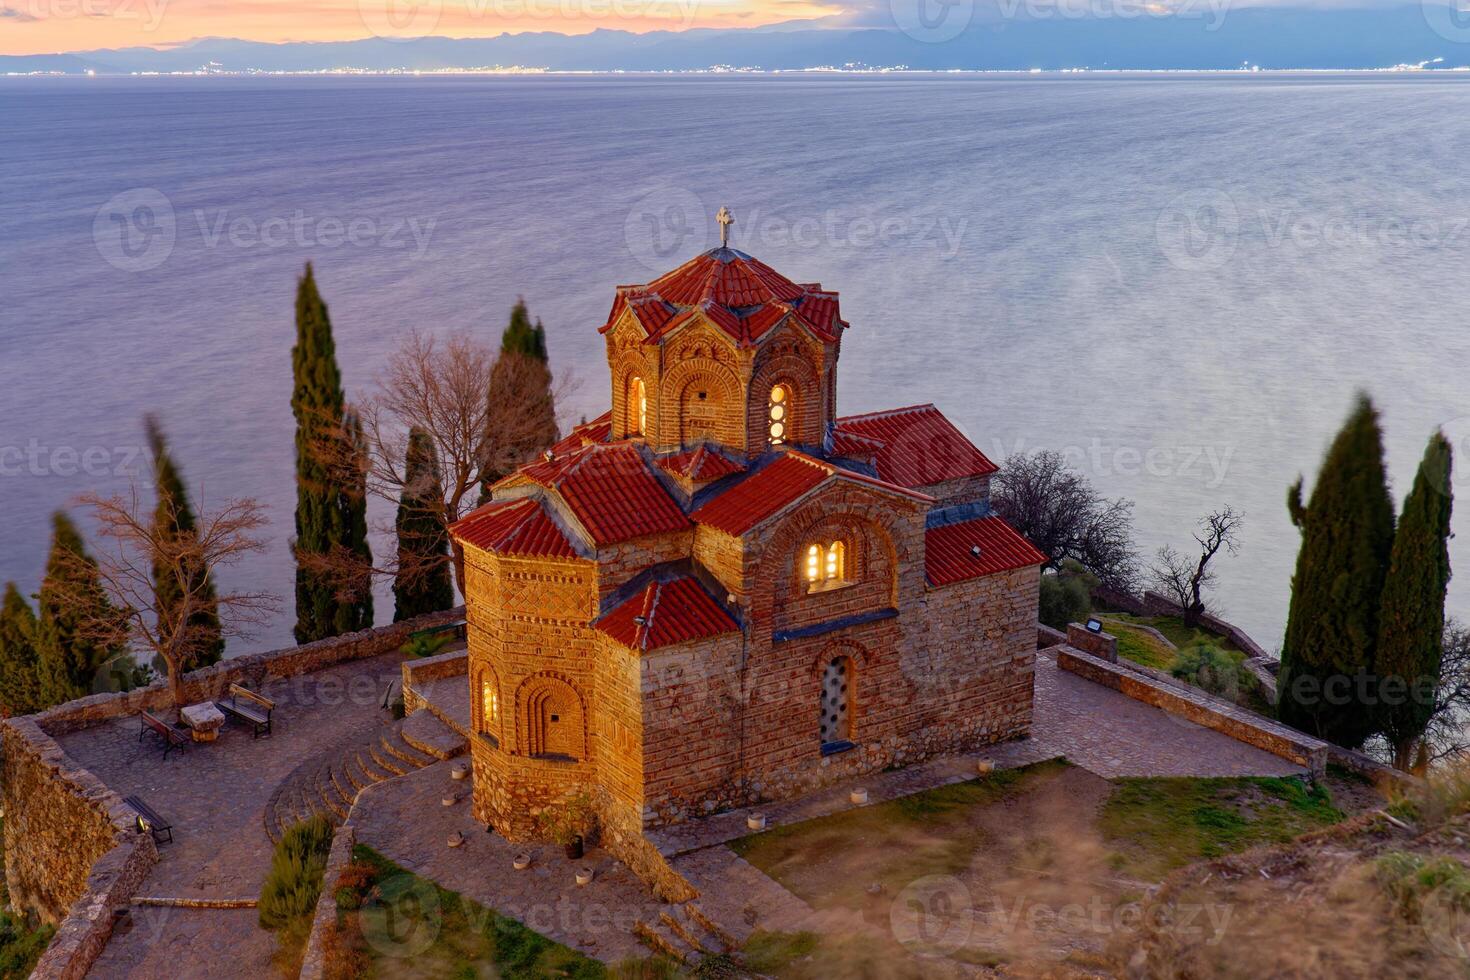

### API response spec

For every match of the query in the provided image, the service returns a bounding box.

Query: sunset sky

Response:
[0,0,845,56]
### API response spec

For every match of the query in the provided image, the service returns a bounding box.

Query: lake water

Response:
[2,73,1468,653]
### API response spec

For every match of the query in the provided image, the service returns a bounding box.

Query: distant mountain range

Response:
[7,6,1470,74]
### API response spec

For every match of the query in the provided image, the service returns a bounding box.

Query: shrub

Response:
[1039,572,1091,631]
[1171,644,1250,702]
[0,908,54,980]
[259,815,335,931]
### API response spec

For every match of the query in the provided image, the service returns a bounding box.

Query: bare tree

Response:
[991,449,1139,591]
[1419,620,1470,768]
[340,330,572,597]
[49,489,278,717]
[1149,506,1245,627]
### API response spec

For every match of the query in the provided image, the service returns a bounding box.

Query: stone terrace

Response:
[62,653,407,977]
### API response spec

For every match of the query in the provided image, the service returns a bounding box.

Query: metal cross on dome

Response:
[716,206,734,248]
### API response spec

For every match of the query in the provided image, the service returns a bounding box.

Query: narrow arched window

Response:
[630,377,647,435]
[820,656,852,749]
[804,539,849,592]
[479,674,500,747]
[768,383,790,446]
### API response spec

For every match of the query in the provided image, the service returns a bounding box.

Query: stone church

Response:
[450,235,1045,865]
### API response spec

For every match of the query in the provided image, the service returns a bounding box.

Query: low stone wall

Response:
[401,649,469,718]
[297,822,357,980]
[1056,647,1327,775]
[33,607,464,737]
[1140,591,1273,662]
[1036,623,1067,648]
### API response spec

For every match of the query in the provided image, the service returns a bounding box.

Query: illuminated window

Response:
[804,540,848,591]
[768,384,790,446]
[481,678,498,728]
[630,377,647,435]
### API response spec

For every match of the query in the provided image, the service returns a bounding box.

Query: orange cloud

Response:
[0,0,844,56]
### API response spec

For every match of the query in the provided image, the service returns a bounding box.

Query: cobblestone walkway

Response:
[351,762,666,964]
[62,653,406,978]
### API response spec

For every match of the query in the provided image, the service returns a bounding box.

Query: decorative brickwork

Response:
[453,246,1044,897]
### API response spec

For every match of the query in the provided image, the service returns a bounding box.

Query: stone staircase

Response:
[634,900,739,969]
[265,710,465,842]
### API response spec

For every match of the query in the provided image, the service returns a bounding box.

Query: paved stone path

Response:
[63,653,406,978]
[1031,649,1304,779]
[351,762,666,964]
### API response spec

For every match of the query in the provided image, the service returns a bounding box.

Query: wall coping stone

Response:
[298,822,357,980]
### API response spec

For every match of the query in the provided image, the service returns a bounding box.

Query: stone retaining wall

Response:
[1056,647,1327,775]
[2,607,464,979]
[298,822,357,980]
[0,717,160,979]
[33,607,465,737]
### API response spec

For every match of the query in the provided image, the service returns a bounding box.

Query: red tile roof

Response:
[832,405,999,489]
[658,446,747,483]
[689,453,830,536]
[925,516,1047,587]
[551,412,612,455]
[450,498,579,560]
[596,576,739,651]
[508,442,690,547]
[691,451,929,537]
[600,248,846,349]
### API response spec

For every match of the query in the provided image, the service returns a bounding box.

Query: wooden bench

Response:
[139,711,190,759]
[122,795,174,845]
[215,684,274,738]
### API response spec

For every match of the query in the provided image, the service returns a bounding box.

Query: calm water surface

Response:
[2,73,1467,652]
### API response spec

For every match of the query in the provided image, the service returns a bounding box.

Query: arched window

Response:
[768,384,791,446]
[819,656,852,749]
[479,674,500,747]
[804,540,849,592]
[630,377,647,435]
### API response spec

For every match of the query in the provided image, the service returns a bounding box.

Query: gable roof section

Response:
[691,451,930,537]
[551,411,612,455]
[599,247,846,349]
[925,516,1047,586]
[596,576,739,652]
[507,442,690,547]
[658,445,748,483]
[450,497,579,560]
[832,404,999,489]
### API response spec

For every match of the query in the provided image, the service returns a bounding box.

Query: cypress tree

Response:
[393,427,454,621]
[146,415,224,670]
[1277,394,1397,747]
[480,299,559,499]
[291,263,372,642]
[34,512,126,706]
[339,407,374,634]
[0,583,44,716]
[1375,432,1454,769]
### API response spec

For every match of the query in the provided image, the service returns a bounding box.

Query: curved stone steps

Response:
[380,729,438,769]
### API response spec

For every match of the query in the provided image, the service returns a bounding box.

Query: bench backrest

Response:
[141,712,182,741]
[228,684,275,711]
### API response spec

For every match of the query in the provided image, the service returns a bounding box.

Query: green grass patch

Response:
[729,760,1071,907]
[1104,613,1245,654]
[1097,775,1344,880]
[338,845,659,979]
[1100,619,1178,670]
